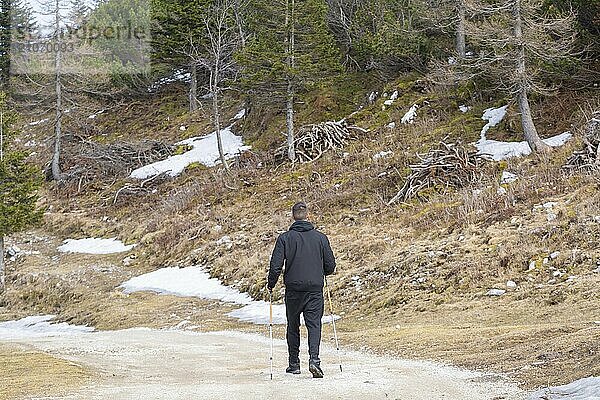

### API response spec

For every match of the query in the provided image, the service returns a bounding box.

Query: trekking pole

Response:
[325,276,343,372]
[269,290,274,380]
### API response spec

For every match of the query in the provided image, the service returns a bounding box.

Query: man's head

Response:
[292,202,308,221]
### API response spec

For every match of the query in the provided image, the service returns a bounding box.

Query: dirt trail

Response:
[6,328,526,400]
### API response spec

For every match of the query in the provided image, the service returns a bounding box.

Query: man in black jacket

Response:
[267,202,336,378]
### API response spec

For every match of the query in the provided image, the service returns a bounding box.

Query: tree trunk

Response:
[286,82,295,162]
[0,236,4,293]
[285,0,296,163]
[212,68,229,171]
[456,0,466,58]
[513,0,549,153]
[234,0,246,47]
[51,0,63,181]
[190,61,198,112]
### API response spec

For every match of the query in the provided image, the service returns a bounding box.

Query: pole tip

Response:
[340,365,343,372]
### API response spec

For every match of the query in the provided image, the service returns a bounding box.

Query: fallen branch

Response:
[277,121,364,163]
[388,141,486,205]
[564,113,600,171]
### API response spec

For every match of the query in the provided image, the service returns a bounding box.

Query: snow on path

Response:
[0,316,94,340]
[121,266,339,325]
[58,238,136,254]
[2,329,526,400]
[129,124,251,179]
[529,377,600,400]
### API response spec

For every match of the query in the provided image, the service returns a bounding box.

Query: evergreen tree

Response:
[150,0,212,111]
[0,92,43,292]
[238,0,342,162]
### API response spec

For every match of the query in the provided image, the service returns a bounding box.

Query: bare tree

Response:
[466,0,576,153]
[51,0,65,180]
[200,0,242,170]
[285,0,295,163]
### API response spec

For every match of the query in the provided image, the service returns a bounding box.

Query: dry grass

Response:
[0,344,90,400]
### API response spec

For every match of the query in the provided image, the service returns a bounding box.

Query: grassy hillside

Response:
[1,74,599,389]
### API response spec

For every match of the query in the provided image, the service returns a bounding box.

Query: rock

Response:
[387,122,396,129]
[547,212,557,222]
[497,187,507,195]
[550,251,561,259]
[528,261,537,271]
[506,280,517,289]
[6,246,20,257]
[486,289,506,296]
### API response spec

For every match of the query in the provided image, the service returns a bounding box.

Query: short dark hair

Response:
[292,202,308,221]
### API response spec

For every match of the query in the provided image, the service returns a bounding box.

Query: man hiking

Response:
[267,202,336,378]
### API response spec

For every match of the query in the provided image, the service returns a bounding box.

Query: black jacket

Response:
[268,220,336,292]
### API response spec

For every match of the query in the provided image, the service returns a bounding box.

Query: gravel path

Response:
[7,328,526,400]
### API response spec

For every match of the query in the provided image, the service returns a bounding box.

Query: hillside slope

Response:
[1,76,599,392]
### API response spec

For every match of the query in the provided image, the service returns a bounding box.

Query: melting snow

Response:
[148,69,191,92]
[0,316,94,339]
[401,104,418,124]
[130,124,251,179]
[232,109,246,120]
[58,238,137,254]
[476,132,572,161]
[121,266,340,326]
[122,267,253,304]
[475,105,572,160]
[480,105,508,139]
[529,377,600,400]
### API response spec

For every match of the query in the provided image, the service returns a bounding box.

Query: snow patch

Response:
[476,132,572,161]
[122,267,340,325]
[480,105,508,139]
[58,238,136,254]
[529,377,600,400]
[232,109,246,120]
[121,267,253,305]
[401,104,418,124]
[148,69,191,92]
[459,105,471,113]
[0,316,94,339]
[130,124,251,179]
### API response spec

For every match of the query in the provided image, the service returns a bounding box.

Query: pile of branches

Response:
[278,121,366,163]
[388,141,486,205]
[60,138,174,186]
[564,113,600,171]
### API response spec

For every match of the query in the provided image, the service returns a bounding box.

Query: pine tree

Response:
[0,92,43,292]
[151,0,212,111]
[238,0,342,162]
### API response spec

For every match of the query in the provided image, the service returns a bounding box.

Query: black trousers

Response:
[285,290,324,365]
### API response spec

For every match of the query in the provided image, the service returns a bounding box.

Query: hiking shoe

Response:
[309,361,324,378]
[286,364,301,374]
